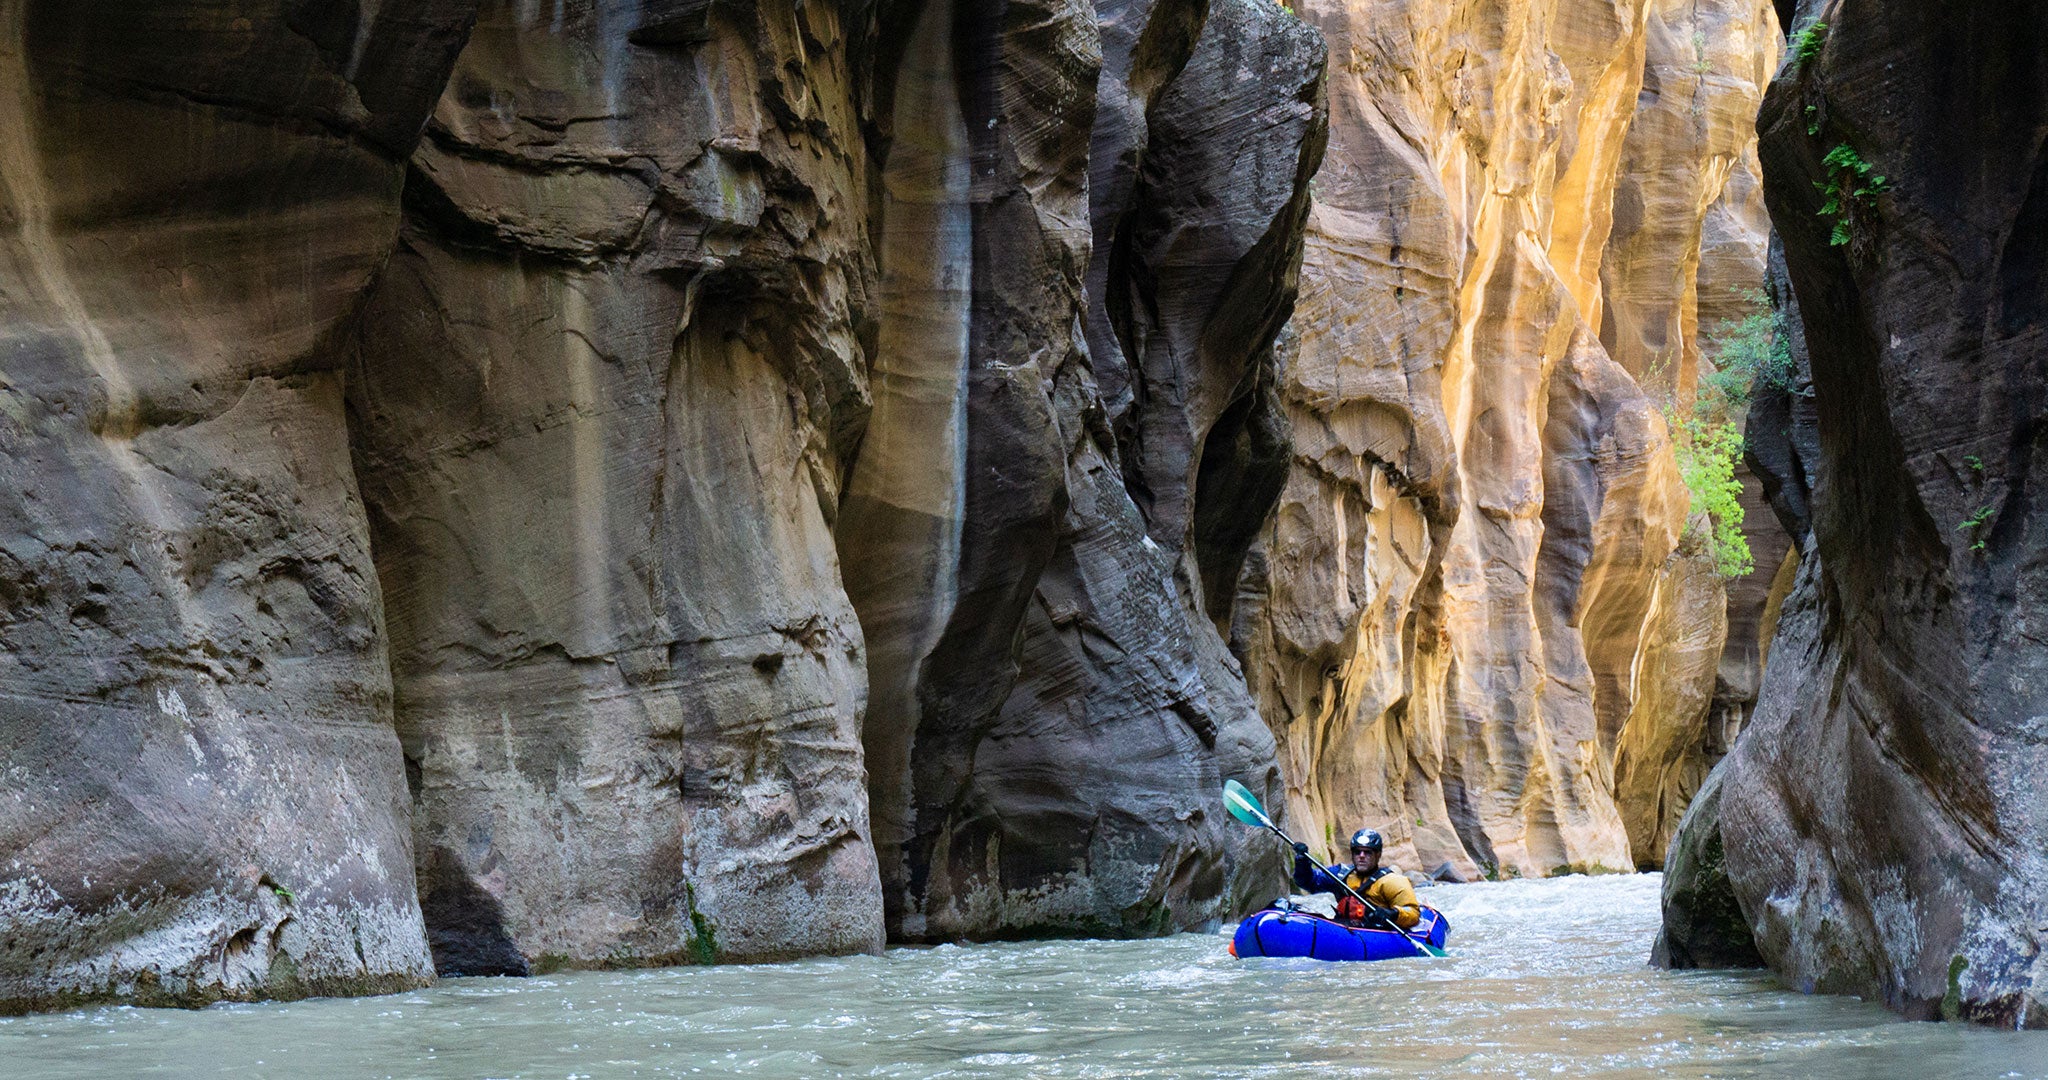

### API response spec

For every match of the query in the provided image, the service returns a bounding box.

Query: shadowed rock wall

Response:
[1236,0,1783,880]
[845,0,1325,941]
[0,0,477,1011]
[1659,0,2048,1026]
[347,0,885,971]
[1,0,1327,1006]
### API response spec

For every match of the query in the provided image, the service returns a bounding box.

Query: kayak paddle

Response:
[1221,779,1448,958]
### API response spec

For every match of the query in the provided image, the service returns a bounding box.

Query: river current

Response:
[4,874,2042,1078]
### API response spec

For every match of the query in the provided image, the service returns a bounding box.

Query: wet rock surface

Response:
[350,0,885,971]
[1661,0,2048,1025]
[1649,761,1761,969]
[844,0,1326,941]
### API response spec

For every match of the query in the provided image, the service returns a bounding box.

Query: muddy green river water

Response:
[2,874,2042,1078]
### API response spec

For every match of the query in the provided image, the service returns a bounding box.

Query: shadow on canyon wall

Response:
[0,0,1324,1009]
[1657,0,2048,1027]
[3,0,2036,1028]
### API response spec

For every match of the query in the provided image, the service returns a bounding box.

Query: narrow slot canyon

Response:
[1,0,2043,1069]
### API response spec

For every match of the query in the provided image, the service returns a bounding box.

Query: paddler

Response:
[1291,829,1421,930]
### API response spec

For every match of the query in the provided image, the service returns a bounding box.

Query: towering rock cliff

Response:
[1659,0,2048,1027]
[1,0,1847,1020]
[0,0,473,1010]
[1601,0,1794,873]
[1236,0,1783,879]
[0,0,1325,1009]
[844,0,1326,942]
[349,0,885,974]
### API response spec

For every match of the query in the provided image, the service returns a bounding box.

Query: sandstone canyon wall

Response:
[1236,0,1785,880]
[0,0,1327,1010]
[2,0,1832,1020]
[842,0,1324,943]
[1659,0,2048,1027]
[349,0,886,974]
[0,0,474,1010]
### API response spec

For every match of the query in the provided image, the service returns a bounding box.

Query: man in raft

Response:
[1291,829,1421,931]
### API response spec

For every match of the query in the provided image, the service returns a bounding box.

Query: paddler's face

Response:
[1351,846,1379,872]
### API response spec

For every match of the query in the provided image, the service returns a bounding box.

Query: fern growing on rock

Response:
[1791,21,1826,70]
[1815,143,1889,246]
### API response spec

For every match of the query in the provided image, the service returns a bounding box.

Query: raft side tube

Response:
[1229,906,1449,962]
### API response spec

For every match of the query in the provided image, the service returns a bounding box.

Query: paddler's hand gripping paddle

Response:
[1222,779,1447,958]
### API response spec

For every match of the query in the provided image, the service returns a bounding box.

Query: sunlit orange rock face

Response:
[1234,0,1782,879]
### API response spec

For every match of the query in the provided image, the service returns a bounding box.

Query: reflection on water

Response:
[3,874,2042,1078]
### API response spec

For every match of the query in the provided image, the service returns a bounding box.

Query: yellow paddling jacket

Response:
[1293,857,1423,929]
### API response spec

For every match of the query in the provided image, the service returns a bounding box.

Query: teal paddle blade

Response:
[1222,779,1271,828]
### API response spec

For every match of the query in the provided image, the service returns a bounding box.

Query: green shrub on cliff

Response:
[1671,415,1753,577]
[1667,289,1787,578]
[1701,289,1793,414]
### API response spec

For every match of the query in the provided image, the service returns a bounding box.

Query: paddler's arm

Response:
[1289,844,1341,893]
[1374,871,1422,928]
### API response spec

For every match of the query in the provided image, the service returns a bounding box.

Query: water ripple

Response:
[3,875,2044,1078]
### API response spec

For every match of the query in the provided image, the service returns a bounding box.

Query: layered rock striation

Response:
[845,0,1325,942]
[350,0,885,974]
[1659,0,2048,1026]
[1602,0,1795,873]
[1236,0,1784,880]
[1,0,1326,1008]
[0,0,474,1011]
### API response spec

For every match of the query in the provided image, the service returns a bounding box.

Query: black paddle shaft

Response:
[1225,779,1443,955]
[1257,822,1375,910]
[1259,822,1433,943]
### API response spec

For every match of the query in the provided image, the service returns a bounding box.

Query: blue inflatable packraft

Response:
[1229,905,1450,961]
